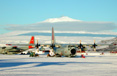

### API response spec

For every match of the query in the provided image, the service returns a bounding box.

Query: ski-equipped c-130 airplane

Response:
[46,27,77,57]
[0,36,35,55]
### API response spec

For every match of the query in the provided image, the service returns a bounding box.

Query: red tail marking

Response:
[52,27,54,41]
[29,46,34,49]
[29,36,35,49]
[52,27,54,44]
[29,36,34,44]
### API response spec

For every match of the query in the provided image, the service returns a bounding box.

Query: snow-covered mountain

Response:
[100,37,117,44]
[41,16,81,23]
[7,16,117,32]
[97,37,117,51]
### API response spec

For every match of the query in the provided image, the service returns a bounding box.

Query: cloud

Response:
[5,16,117,32]
[6,21,117,32]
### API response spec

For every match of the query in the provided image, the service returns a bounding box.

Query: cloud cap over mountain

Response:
[6,16,117,32]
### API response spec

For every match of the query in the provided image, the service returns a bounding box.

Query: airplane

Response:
[21,27,77,57]
[46,27,77,57]
[20,38,51,55]
[1,27,115,56]
[0,36,35,55]
[46,27,117,57]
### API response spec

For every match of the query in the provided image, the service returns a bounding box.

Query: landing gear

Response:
[47,54,55,57]
[55,54,61,57]
[29,52,39,57]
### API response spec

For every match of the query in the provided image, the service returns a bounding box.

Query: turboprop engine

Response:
[55,45,76,57]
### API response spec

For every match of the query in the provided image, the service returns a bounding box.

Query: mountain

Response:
[41,16,81,23]
[0,16,116,45]
[100,37,117,44]
[97,37,117,52]
[6,16,117,33]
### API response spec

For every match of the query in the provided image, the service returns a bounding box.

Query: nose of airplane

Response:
[71,49,76,55]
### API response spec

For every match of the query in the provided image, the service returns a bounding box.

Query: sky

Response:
[0,0,117,34]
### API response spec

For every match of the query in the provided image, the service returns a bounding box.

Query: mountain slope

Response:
[97,37,117,51]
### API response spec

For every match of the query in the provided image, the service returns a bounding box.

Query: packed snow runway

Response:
[0,54,117,76]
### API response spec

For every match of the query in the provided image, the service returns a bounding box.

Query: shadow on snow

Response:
[0,61,111,68]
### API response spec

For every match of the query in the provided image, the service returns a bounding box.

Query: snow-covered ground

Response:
[0,35,114,44]
[0,53,117,76]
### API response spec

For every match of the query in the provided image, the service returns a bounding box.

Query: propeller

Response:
[78,40,84,52]
[92,40,97,52]
[35,40,40,49]
[50,43,55,49]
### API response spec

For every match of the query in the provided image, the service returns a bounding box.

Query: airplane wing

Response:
[7,44,35,46]
[6,36,35,46]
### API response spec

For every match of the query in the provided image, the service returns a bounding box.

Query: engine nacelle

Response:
[55,45,77,57]
[71,49,76,55]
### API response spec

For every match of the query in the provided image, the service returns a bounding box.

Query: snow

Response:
[41,16,81,23]
[0,53,117,76]
[0,35,114,44]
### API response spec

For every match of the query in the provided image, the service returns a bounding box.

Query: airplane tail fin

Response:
[29,36,35,49]
[51,27,55,44]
